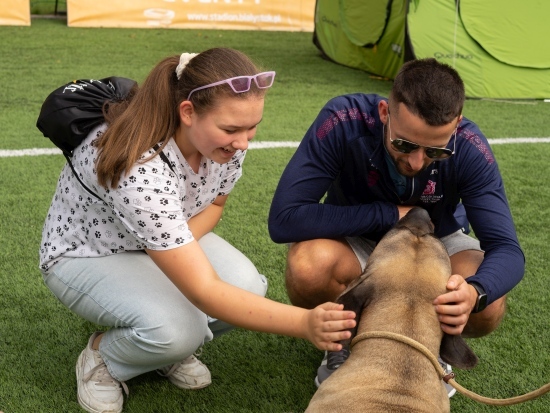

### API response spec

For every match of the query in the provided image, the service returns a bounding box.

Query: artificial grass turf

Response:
[2,18,550,151]
[0,16,549,413]
[1,146,549,412]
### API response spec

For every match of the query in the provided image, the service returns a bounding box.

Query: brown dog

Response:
[306,208,478,413]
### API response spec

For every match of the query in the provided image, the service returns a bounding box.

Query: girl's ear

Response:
[179,101,194,126]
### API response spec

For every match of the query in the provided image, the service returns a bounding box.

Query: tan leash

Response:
[351,331,550,406]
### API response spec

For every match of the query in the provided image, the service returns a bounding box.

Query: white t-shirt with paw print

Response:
[39,124,244,273]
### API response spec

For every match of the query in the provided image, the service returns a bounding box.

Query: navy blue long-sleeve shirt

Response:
[268,93,524,305]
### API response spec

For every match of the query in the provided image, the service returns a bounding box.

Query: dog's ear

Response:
[336,273,374,346]
[439,333,478,370]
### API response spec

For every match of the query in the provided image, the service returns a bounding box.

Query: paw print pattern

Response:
[40,137,245,272]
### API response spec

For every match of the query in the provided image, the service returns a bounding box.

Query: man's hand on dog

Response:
[433,274,478,335]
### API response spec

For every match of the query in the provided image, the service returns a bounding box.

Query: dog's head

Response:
[336,207,478,369]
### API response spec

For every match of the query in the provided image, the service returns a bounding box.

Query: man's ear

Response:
[378,100,389,124]
[179,101,194,126]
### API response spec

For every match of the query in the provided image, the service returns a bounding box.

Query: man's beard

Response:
[384,127,427,178]
[393,156,427,177]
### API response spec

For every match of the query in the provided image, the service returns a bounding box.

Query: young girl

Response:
[39,48,355,413]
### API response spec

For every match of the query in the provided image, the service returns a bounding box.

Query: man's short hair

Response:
[390,58,465,126]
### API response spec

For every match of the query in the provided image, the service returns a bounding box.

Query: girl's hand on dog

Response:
[303,303,356,351]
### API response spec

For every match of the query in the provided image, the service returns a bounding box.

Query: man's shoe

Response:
[157,355,211,390]
[314,348,350,387]
[76,332,128,413]
[438,358,456,398]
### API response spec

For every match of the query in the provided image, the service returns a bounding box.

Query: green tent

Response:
[313,0,550,99]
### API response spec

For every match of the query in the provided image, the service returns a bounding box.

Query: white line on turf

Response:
[0,138,549,158]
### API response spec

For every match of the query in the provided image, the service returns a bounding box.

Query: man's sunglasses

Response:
[187,71,276,101]
[388,114,456,160]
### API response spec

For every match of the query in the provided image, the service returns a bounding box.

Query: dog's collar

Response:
[350,331,453,383]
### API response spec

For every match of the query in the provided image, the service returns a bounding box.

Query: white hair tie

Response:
[175,53,198,80]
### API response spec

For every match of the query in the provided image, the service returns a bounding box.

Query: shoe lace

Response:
[157,350,203,378]
[193,346,203,358]
[157,362,181,378]
[327,347,350,370]
[83,355,129,396]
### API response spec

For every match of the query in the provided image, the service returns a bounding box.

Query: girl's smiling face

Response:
[176,95,265,165]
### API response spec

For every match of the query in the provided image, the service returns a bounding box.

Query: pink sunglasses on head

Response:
[187,71,276,100]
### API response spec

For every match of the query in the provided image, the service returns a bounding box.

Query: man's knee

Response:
[463,296,506,338]
[287,241,333,284]
[286,239,356,293]
[288,239,360,279]
[449,249,506,338]
[450,249,484,277]
[285,242,334,303]
[285,239,361,308]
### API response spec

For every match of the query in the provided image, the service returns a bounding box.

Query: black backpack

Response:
[36,77,174,198]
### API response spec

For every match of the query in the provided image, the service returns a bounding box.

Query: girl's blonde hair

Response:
[96,47,264,188]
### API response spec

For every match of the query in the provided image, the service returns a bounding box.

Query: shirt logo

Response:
[423,180,436,195]
[420,180,443,203]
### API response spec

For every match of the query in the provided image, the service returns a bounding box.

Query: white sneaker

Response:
[438,358,456,398]
[157,355,211,390]
[76,332,128,413]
